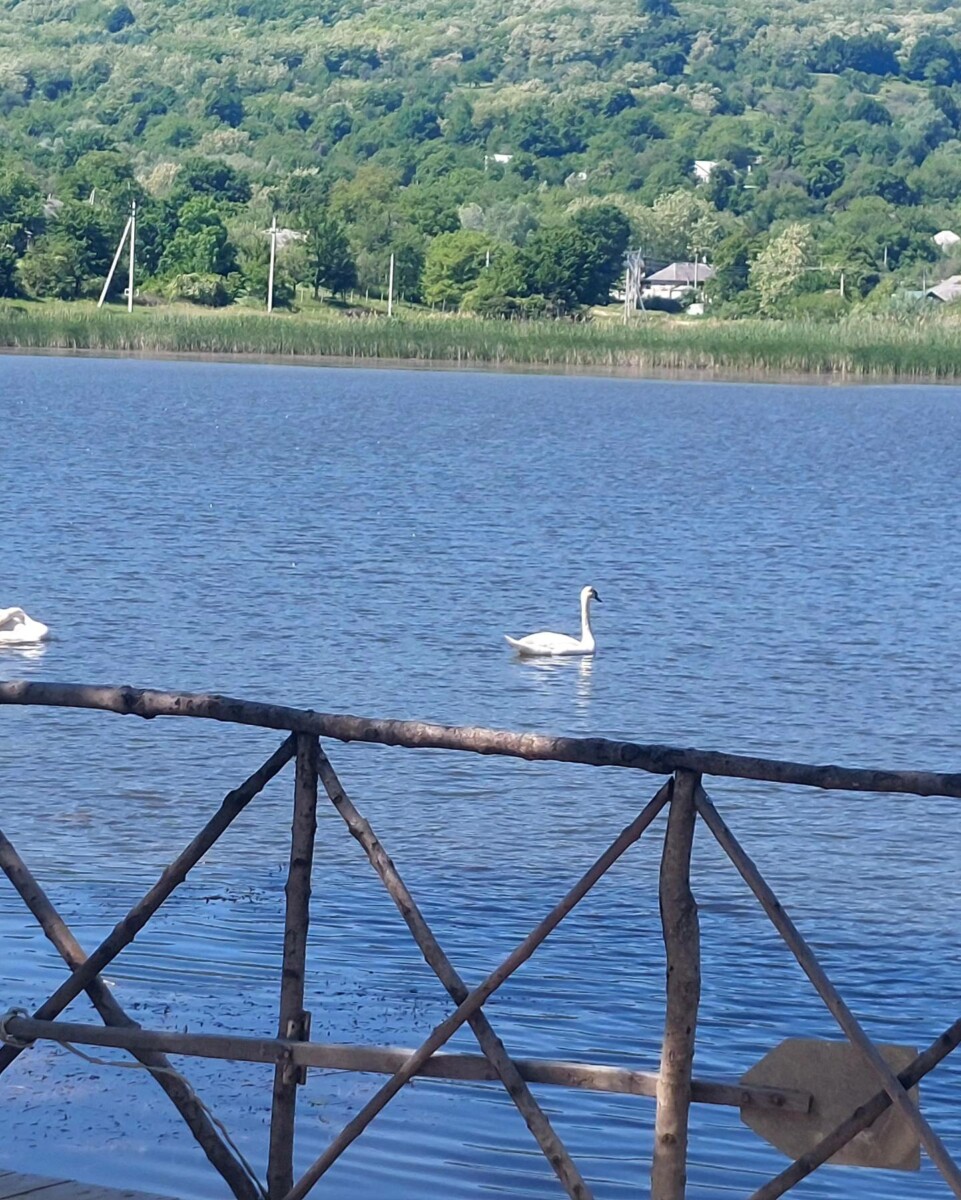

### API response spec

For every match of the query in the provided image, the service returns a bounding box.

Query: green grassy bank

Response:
[3,302,961,380]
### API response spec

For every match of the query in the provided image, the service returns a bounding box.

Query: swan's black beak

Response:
[594,592,602,603]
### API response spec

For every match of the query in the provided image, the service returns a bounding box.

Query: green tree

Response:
[904,35,961,86]
[18,238,88,299]
[645,189,723,260]
[158,198,237,278]
[422,229,493,306]
[518,224,595,308]
[106,3,135,32]
[570,203,632,304]
[239,236,296,308]
[0,241,20,297]
[60,151,141,210]
[707,231,755,302]
[0,168,44,256]
[17,200,113,299]
[171,158,252,206]
[749,223,815,316]
[303,211,357,298]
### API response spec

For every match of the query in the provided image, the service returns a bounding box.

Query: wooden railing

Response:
[1,680,960,1200]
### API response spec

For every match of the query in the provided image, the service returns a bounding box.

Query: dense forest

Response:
[3,0,961,316]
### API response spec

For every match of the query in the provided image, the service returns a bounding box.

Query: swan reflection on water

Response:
[515,652,594,710]
[0,640,49,677]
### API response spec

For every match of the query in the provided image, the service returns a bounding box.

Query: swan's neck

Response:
[580,595,594,647]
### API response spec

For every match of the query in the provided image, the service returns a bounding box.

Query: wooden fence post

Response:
[651,769,701,1200]
[267,733,318,1199]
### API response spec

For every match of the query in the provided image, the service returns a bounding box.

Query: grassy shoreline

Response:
[3,302,961,382]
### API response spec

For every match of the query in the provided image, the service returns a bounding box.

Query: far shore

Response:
[0,342,905,387]
[3,301,961,385]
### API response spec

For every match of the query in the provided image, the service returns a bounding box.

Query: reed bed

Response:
[2,303,961,379]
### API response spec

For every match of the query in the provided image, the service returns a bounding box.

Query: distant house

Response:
[642,261,714,301]
[693,160,718,183]
[934,230,961,252]
[926,275,961,303]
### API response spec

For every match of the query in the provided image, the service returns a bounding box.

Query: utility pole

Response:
[622,249,646,322]
[127,200,136,313]
[387,252,395,317]
[267,215,278,314]
[97,206,134,309]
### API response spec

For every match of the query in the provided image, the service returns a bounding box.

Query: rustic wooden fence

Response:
[1,680,960,1200]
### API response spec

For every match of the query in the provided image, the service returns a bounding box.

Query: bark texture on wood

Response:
[0,831,262,1200]
[315,747,591,1200]
[651,771,700,1200]
[0,736,295,1079]
[4,1014,812,1112]
[696,788,961,1198]
[284,784,672,1200]
[751,1016,961,1199]
[2,680,960,797]
[267,735,318,1200]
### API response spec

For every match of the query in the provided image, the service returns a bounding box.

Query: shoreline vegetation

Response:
[4,302,961,382]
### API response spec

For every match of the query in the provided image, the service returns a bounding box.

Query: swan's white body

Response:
[505,586,600,657]
[0,607,49,645]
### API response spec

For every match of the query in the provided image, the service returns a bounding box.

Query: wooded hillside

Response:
[2,0,961,314]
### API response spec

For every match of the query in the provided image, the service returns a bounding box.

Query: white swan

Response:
[505,586,601,657]
[0,607,50,645]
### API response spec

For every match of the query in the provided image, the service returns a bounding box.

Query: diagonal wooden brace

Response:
[0,734,296,1079]
[316,744,593,1200]
[695,787,961,1198]
[283,781,672,1200]
[0,829,263,1200]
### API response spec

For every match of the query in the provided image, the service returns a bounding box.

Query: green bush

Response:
[164,273,232,306]
[786,292,849,321]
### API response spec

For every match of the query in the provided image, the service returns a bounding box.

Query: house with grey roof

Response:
[926,275,961,303]
[641,261,715,301]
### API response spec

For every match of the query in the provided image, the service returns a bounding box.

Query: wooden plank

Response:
[0,1176,174,1200]
[0,1178,64,1199]
[23,1184,175,1200]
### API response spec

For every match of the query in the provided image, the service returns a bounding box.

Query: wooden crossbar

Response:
[0,1014,812,1111]
[2,680,960,797]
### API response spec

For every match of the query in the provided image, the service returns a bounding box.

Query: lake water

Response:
[1,354,960,1200]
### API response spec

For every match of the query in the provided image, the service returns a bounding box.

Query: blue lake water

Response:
[1,353,960,1199]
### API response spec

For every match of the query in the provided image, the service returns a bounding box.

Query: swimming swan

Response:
[0,608,50,645]
[505,586,601,657]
